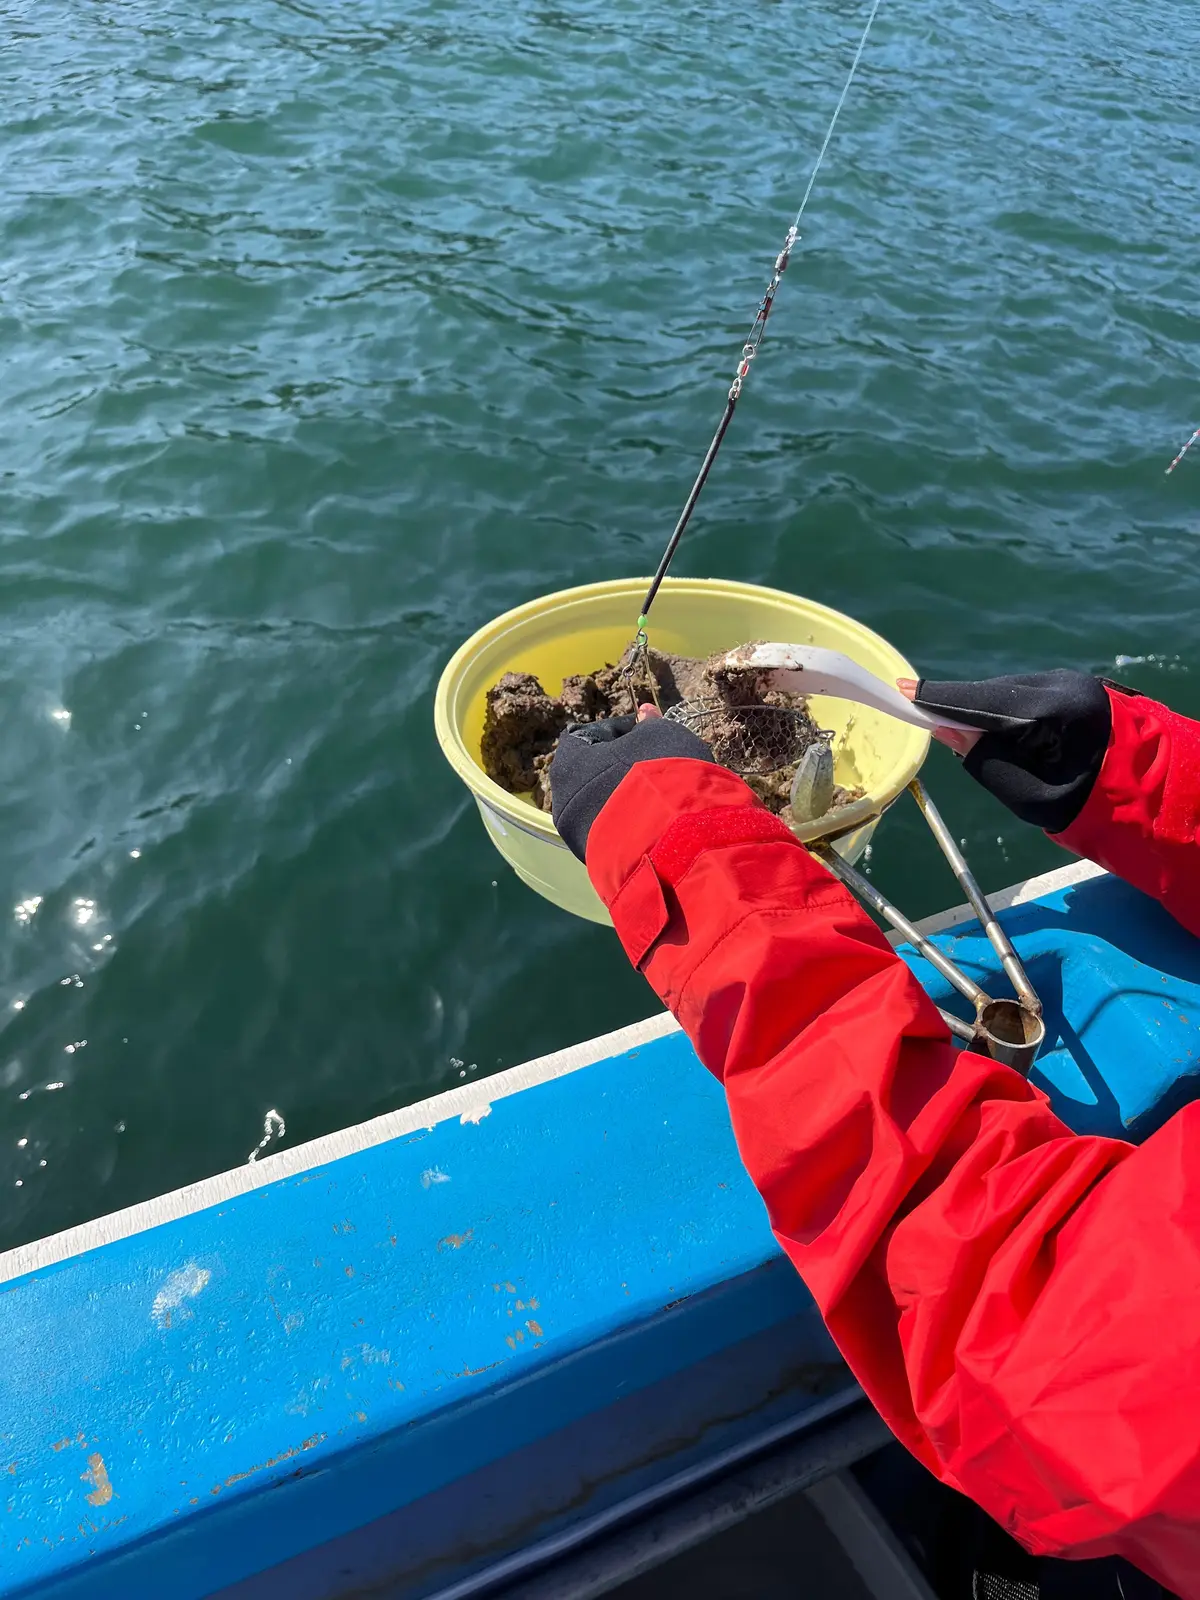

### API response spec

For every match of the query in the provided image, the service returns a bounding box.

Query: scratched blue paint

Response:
[1,870,1198,1598]
[0,1030,819,1599]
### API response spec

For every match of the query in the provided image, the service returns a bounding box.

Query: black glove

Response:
[550,714,714,862]
[913,670,1119,833]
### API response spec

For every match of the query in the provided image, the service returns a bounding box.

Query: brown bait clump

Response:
[480,645,863,821]
[478,672,567,794]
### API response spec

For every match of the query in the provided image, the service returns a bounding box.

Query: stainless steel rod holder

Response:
[812,781,1046,1075]
[937,1007,975,1044]
[970,998,1045,1074]
[813,846,990,1012]
[907,778,1041,1016]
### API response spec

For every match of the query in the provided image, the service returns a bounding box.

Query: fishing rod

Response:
[1166,425,1200,475]
[631,0,885,667]
[631,0,1187,651]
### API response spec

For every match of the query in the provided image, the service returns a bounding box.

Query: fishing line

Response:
[633,0,885,651]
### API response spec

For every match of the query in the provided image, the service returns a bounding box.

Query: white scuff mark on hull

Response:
[341,1343,391,1371]
[152,1263,212,1328]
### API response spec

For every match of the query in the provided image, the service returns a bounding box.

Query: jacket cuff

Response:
[586,759,778,905]
[1052,686,1169,851]
[586,759,833,970]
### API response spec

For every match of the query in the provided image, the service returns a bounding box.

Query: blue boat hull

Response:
[1,859,1197,1599]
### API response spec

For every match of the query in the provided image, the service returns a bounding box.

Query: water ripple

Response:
[1,0,1197,1247]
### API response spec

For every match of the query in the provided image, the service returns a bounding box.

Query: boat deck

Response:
[3,857,1199,1600]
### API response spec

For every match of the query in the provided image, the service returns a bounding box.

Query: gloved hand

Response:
[899,670,1119,833]
[549,710,714,862]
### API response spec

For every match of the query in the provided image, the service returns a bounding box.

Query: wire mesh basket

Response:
[664,697,831,777]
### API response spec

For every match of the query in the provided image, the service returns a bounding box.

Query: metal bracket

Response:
[815,778,1045,1074]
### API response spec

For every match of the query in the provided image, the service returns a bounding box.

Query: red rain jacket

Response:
[586,686,1200,1596]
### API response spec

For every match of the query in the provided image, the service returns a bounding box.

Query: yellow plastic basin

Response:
[435,577,928,924]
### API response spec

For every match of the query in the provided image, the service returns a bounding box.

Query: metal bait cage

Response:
[663,700,833,777]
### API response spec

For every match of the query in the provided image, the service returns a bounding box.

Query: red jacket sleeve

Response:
[1052,686,1200,937]
[587,758,1200,1598]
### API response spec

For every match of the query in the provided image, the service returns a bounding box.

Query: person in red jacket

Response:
[548,671,1200,1600]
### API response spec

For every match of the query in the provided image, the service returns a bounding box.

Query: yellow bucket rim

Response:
[434,576,928,845]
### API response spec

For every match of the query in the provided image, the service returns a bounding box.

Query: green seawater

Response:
[1,0,1197,1248]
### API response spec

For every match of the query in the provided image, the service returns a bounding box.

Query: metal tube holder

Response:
[814,778,1045,1074]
